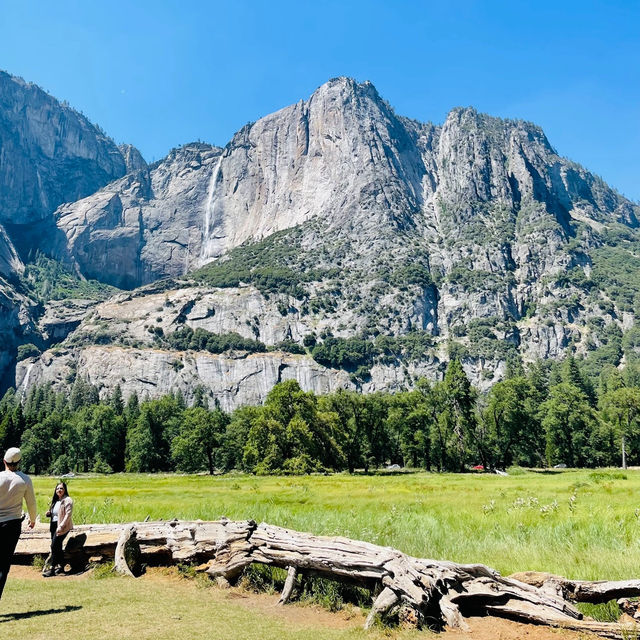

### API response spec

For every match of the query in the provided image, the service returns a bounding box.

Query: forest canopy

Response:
[2,354,640,476]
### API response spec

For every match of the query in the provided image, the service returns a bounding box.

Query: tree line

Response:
[0,356,639,475]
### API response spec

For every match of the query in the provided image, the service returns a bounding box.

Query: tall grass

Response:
[31,469,640,580]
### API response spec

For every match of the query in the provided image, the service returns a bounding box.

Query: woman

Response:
[42,482,73,577]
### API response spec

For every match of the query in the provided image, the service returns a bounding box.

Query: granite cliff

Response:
[0,70,138,383]
[0,71,128,235]
[53,143,220,288]
[2,75,639,403]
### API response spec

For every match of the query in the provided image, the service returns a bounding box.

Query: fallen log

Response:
[511,571,640,603]
[15,520,640,638]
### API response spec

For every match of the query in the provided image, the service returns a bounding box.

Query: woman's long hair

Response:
[49,481,69,511]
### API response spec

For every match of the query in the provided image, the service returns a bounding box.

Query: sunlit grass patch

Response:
[1,568,391,640]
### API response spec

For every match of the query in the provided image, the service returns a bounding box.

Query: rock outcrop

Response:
[53,144,221,288]
[118,143,147,173]
[38,299,98,343]
[0,71,127,233]
[16,345,357,411]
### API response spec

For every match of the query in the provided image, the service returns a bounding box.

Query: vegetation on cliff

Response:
[20,253,120,303]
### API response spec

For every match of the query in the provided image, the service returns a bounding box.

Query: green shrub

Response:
[167,327,267,354]
[239,563,287,594]
[91,561,118,580]
[17,343,41,361]
[272,340,305,355]
[302,334,317,348]
[311,337,375,370]
[390,264,432,288]
[506,466,527,476]
[589,471,627,483]
[299,575,373,612]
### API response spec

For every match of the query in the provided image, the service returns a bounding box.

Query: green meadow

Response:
[31,468,640,580]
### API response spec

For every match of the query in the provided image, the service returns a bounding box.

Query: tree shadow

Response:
[0,605,81,621]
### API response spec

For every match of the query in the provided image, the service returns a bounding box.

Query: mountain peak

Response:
[312,76,382,103]
[443,105,554,152]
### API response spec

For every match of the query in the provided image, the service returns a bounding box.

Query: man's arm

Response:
[24,477,37,528]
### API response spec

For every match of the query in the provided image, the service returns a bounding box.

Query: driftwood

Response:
[16,520,640,637]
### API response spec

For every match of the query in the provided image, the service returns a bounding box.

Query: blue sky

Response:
[1,0,638,200]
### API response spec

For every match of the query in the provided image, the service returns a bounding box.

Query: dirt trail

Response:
[9,565,589,638]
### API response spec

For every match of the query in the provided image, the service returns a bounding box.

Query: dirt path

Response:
[9,565,591,639]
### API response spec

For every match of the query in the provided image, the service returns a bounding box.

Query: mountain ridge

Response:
[1,72,639,402]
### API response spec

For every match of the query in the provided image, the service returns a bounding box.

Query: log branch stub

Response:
[114,524,139,577]
[511,571,640,604]
[364,587,399,630]
[278,566,298,605]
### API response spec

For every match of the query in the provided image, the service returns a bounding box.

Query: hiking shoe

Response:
[42,569,53,578]
[54,566,64,575]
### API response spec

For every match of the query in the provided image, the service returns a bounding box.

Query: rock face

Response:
[199,78,428,260]
[0,71,127,233]
[0,70,138,383]
[53,79,432,285]
[16,345,356,411]
[118,144,147,173]
[3,74,640,401]
[68,286,312,348]
[0,283,39,386]
[0,224,22,279]
[0,224,33,386]
[53,144,221,288]
[38,299,97,343]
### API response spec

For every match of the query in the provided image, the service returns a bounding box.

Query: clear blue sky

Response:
[1,0,638,200]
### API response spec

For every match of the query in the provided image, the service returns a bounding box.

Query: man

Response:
[0,447,36,598]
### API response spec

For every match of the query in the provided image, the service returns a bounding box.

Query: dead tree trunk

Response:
[16,520,640,638]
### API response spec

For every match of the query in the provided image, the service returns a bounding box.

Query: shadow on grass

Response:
[0,605,81,621]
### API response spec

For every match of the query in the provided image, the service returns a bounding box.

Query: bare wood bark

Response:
[15,520,640,638]
[277,566,298,605]
[511,571,640,603]
[114,525,137,577]
[439,595,470,632]
[364,587,399,629]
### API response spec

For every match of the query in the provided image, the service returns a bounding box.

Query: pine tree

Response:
[441,360,477,471]
[110,385,124,415]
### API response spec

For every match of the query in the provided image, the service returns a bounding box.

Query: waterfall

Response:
[203,153,223,258]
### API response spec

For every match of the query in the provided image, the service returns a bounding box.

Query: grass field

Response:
[29,468,640,580]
